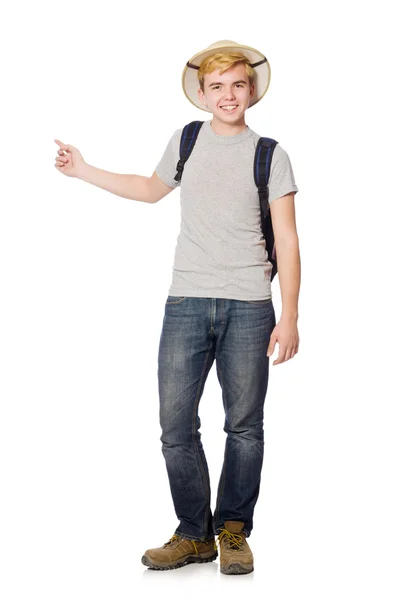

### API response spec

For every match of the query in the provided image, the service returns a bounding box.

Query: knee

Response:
[225,420,264,443]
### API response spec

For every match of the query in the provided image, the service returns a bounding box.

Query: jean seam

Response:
[213,355,228,530]
[192,343,212,537]
[166,296,187,305]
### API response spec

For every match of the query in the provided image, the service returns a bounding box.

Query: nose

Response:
[222,91,237,102]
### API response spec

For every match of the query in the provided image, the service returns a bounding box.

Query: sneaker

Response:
[141,533,218,571]
[217,521,254,575]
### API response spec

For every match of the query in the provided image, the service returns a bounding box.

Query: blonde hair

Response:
[198,51,255,92]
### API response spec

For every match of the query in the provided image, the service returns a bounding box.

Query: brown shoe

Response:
[142,533,218,571]
[217,521,254,575]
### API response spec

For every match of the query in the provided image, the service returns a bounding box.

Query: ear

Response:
[197,88,207,107]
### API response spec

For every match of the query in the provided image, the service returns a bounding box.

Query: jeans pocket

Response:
[166,295,187,305]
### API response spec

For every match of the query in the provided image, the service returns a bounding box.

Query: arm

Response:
[55,139,176,203]
[270,192,301,320]
[266,192,301,364]
[77,124,181,202]
[147,171,175,203]
[78,166,173,204]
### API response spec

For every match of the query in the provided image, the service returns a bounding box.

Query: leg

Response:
[212,298,276,538]
[158,296,215,541]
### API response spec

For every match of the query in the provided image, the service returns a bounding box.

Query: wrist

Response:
[77,162,91,181]
[280,311,298,321]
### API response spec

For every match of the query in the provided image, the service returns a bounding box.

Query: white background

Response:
[1,0,396,598]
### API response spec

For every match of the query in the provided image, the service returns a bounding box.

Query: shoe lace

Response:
[216,528,244,550]
[163,534,200,554]
[163,534,181,549]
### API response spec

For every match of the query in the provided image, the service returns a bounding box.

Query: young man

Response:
[141,40,300,575]
[54,39,300,576]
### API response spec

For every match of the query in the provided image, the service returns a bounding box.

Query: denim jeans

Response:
[157,295,276,542]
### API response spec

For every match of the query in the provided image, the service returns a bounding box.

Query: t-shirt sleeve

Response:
[268,143,299,204]
[154,128,183,189]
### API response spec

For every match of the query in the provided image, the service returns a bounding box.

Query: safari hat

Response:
[182,39,271,112]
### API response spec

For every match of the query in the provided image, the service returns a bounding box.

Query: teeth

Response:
[222,106,237,111]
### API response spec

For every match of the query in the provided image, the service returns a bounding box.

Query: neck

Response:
[210,115,248,136]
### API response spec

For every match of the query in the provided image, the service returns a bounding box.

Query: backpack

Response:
[173,120,279,282]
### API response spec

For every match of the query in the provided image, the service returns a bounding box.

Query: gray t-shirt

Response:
[155,119,298,301]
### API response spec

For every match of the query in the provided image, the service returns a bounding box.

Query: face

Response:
[197,63,255,124]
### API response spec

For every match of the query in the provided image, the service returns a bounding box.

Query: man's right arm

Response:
[78,165,174,204]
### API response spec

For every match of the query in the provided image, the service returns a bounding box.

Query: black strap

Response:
[254,137,278,280]
[174,121,204,182]
[253,137,278,214]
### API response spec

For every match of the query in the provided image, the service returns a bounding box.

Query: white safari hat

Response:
[182,39,271,113]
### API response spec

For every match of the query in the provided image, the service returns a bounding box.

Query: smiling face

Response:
[197,62,255,131]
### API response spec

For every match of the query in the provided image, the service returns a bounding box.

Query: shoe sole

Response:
[141,551,218,571]
[220,562,254,575]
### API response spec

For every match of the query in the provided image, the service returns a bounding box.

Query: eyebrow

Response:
[208,80,247,87]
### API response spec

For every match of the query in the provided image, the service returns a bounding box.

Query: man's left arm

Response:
[266,192,301,365]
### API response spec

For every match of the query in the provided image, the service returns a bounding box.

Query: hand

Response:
[54,139,86,178]
[267,316,299,365]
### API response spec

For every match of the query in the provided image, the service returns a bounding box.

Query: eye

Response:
[212,84,244,90]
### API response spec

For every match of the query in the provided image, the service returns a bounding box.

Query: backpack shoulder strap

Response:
[174,121,205,182]
[254,136,278,209]
[254,137,279,281]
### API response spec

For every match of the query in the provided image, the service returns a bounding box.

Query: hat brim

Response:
[182,43,271,112]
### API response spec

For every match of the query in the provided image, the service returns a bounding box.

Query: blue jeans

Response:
[158,295,276,542]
